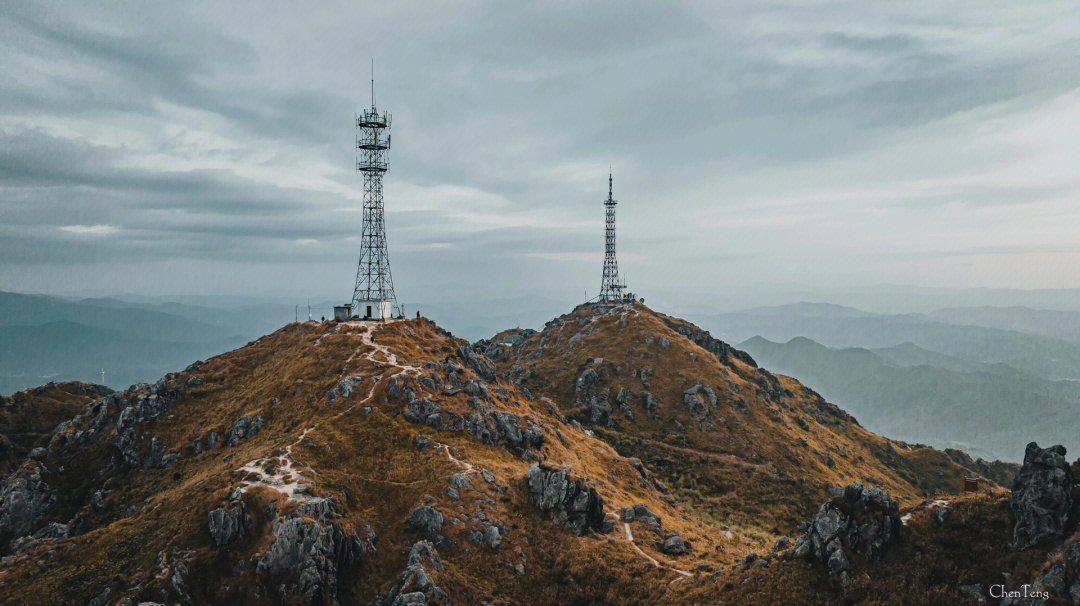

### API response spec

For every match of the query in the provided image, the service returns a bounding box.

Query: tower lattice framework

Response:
[599,172,625,302]
[351,78,398,320]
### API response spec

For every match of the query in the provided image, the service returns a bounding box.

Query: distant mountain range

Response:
[710,302,1080,461]
[0,291,295,394]
[696,302,1080,381]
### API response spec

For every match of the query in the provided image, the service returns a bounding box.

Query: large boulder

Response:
[661,532,689,556]
[792,483,901,583]
[407,506,445,539]
[586,395,613,428]
[525,464,606,536]
[1010,442,1074,550]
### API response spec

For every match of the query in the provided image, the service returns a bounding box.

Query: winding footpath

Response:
[238,321,420,499]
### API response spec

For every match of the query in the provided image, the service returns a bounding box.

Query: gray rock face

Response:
[407,506,445,538]
[661,532,688,556]
[325,376,363,406]
[225,414,264,446]
[525,464,605,536]
[1010,442,1074,550]
[641,393,658,414]
[396,379,542,458]
[256,501,364,606]
[958,584,984,603]
[622,504,663,535]
[637,366,652,388]
[587,395,613,428]
[207,503,245,546]
[682,384,717,416]
[449,473,470,489]
[483,524,502,550]
[403,397,442,429]
[10,520,69,553]
[87,586,111,606]
[463,380,490,399]
[0,461,54,540]
[793,483,901,582]
[384,540,448,606]
[575,368,600,393]
[105,385,183,467]
[456,345,496,382]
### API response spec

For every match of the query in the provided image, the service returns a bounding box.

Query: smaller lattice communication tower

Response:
[350,64,399,320]
[598,171,628,303]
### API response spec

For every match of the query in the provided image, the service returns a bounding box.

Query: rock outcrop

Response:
[225,415,264,446]
[682,383,717,416]
[0,460,54,542]
[1010,442,1075,550]
[383,540,449,606]
[256,499,368,606]
[792,483,901,583]
[407,506,445,542]
[622,504,663,535]
[525,464,605,536]
[658,317,757,368]
[390,370,544,459]
[325,376,364,406]
[207,502,245,546]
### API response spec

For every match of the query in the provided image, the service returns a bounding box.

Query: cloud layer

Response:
[1,2,1078,308]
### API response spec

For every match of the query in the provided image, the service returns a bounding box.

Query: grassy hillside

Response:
[0,304,1064,605]
[488,303,1000,543]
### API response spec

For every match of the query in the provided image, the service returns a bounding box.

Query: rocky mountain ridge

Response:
[0,302,1071,604]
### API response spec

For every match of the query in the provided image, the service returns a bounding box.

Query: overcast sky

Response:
[2,2,1079,312]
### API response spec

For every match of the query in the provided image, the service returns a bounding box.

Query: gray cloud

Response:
[1,2,1078,305]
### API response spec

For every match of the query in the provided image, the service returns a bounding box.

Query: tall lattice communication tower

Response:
[598,172,627,303]
[350,73,398,320]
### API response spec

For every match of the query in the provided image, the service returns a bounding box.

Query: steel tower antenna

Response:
[598,171,626,303]
[350,68,398,320]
